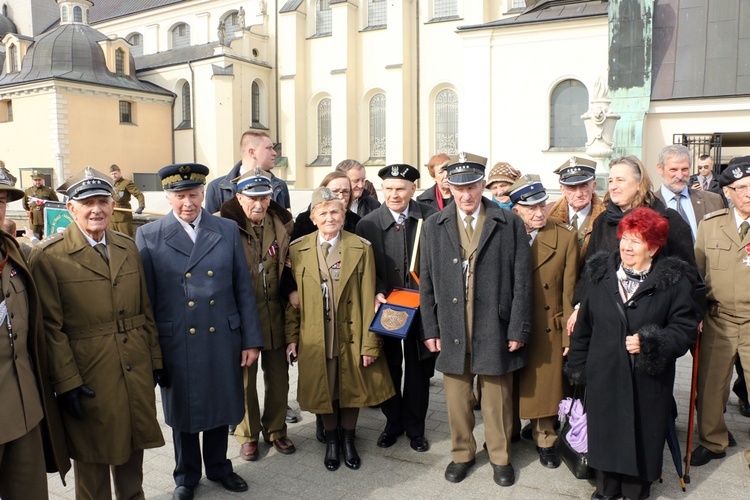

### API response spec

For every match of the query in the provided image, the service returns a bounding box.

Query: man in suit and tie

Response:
[693,155,722,194]
[356,164,437,453]
[654,144,725,240]
[137,163,264,500]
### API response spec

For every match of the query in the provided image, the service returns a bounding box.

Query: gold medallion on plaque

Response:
[381,307,408,331]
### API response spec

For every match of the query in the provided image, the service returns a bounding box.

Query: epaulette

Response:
[37,232,64,249]
[555,221,575,232]
[357,235,372,246]
[703,208,729,220]
[290,236,305,246]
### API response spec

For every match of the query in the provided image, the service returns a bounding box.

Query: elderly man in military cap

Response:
[109,164,145,238]
[691,157,750,468]
[508,175,579,470]
[22,169,59,239]
[219,167,296,461]
[0,167,70,499]
[420,152,532,487]
[29,167,163,500]
[137,163,263,500]
[486,162,521,210]
[356,164,437,452]
[547,156,604,260]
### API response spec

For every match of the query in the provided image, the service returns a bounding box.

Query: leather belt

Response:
[67,314,147,339]
[709,304,750,322]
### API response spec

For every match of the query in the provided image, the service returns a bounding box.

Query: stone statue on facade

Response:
[259,1,266,15]
[581,76,621,171]
[238,6,246,27]
[218,20,226,45]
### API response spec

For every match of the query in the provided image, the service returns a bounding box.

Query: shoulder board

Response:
[37,232,64,249]
[703,208,729,221]
[290,236,305,246]
[357,235,372,246]
[555,221,575,232]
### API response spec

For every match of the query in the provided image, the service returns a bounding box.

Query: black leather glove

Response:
[153,369,170,388]
[58,385,96,419]
[135,206,144,215]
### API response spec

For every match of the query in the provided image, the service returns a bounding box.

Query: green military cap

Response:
[0,166,25,202]
[57,166,114,200]
[31,170,45,180]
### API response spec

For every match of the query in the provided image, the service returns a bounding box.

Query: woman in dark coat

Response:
[566,207,696,500]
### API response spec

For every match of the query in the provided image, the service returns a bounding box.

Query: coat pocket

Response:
[228,311,241,331]
[706,239,732,270]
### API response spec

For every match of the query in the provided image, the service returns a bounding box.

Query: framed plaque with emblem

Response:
[369,288,420,339]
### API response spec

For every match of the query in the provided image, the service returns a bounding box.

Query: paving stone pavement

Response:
[48,352,750,499]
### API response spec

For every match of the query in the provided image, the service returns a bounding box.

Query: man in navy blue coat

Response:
[137,163,263,500]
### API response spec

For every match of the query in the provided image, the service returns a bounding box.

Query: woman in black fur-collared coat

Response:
[566,208,696,500]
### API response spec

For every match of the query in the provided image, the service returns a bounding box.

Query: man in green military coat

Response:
[29,167,164,500]
[22,169,59,238]
[109,164,145,237]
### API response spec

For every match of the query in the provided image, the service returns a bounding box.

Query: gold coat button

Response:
[189,328,196,334]
[209,327,215,333]
[207,270,214,277]
[188,301,195,307]
[185,272,192,278]
[209,300,215,306]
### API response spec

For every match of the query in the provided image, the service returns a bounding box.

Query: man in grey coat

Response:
[420,153,532,487]
[137,163,263,500]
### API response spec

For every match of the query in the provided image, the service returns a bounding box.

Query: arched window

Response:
[61,6,69,23]
[8,43,18,73]
[115,49,125,76]
[223,12,240,41]
[549,79,589,148]
[434,89,458,154]
[369,93,386,160]
[433,0,457,18]
[181,82,192,128]
[368,0,387,28]
[73,6,82,22]
[317,98,332,162]
[171,23,191,49]
[251,81,262,128]
[316,0,332,36]
[127,33,143,57]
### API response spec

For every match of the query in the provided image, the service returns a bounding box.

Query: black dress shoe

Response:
[316,415,325,443]
[410,435,429,452]
[341,429,361,469]
[491,463,515,487]
[590,492,622,500]
[376,431,401,448]
[520,423,532,440]
[537,446,561,468]
[324,430,340,471]
[444,459,475,483]
[690,445,726,466]
[173,485,194,500]
[728,431,737,447]
[215,472,248,492]
[739,400,750,418]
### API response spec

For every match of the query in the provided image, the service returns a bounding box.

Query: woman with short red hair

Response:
[566,207,696,500]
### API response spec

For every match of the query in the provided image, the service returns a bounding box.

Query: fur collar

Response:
[585,251,689,291]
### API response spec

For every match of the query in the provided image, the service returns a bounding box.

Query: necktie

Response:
[322,242,332,259]
[464,215,474,240]
[397,212,406,226]
[702,178,709,191]
[740,221,750,241]
[528,233,533,245]
[189,222,195,229]
[253,225,263,239]
[673,193,688,223]
[94,243,109,264]
[571,213,579,229]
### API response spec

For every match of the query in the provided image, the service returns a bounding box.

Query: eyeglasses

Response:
[697,165,712,169]
[330,189,351,196]
[726,184,750,195]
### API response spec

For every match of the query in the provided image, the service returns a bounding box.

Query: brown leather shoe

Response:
[270,436,296,454]
[239,442,258,461]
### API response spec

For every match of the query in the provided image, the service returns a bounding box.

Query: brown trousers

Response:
[444,354,514,465]
[0,425,48,500]
[74,450,144,500]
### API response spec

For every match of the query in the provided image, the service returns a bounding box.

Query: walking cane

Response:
[684,326,701,484]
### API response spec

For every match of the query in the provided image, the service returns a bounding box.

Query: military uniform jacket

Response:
[0,232,70,480]
[546,192,604,262]
[518,220,579,419]
[29,224,164,465]
[22,185,58,226]
[220,197,294,351]
[136,210,264,433]
[419,199,533,376]
[695,208,750,321]
[285,231,394,413]
[111,178,145,223]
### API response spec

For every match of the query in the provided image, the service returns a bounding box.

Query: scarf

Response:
[604,200,629,226]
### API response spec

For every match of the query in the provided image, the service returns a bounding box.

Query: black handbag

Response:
[554,389,593,479]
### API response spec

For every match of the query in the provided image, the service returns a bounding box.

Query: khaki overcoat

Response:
[29,223,164,465]
[518,220,579,419]
[285,231,394,413]
[22,185,58,226]
[546,192,604,262]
